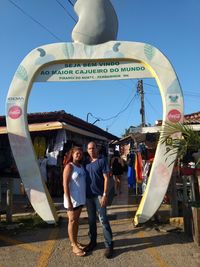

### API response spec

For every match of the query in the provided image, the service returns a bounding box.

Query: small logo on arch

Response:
[167,109,181,123]
[8,106,22,119]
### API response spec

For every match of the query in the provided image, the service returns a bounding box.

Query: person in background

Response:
[110,150,124,195]
[84,141,114,259]
[63,146,86,257]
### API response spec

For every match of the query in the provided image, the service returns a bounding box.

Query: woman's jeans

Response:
[86,196,113,248]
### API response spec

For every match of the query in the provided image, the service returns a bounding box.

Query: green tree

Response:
[160,122,200,163]
[160,122,200,203]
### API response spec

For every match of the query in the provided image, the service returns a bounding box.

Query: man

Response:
[84,141,113,258]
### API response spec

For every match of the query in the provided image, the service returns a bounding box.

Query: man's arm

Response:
[100,172,109,207]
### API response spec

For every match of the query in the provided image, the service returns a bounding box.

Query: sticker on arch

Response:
[8,105,22,119]
[167,109,182,123]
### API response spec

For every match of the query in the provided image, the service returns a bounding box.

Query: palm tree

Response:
[160,121,200,202]
[160,122,200,243]
[160,122,200,165]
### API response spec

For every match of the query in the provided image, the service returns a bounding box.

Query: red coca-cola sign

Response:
[8,106,22,119]
[167,109,181,123]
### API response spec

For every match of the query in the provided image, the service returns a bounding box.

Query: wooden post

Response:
[6,178,13,223]
[0,179,2,206]
[0,179,2,221]
[190,175,200,202]
[169,173,179,217]
[182,176,192,237]
[191,206,200,246]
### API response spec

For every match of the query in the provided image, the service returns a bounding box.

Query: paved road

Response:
[0,175,200,267]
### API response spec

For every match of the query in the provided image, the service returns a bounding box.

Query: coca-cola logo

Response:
[167,109,181,123]
[8,106,22,119]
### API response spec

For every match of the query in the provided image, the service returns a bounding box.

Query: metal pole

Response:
[6,178,13,223]
[86,112,92,122]
[92,119,100,125]
[137,80,146,127]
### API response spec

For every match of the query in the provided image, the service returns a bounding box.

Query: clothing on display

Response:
[38,157,48,183]
[53,129,67,152]
[46,129,67,166]
[33,136,46,159]
[135,152,143,183]
[127,166,136,188]
[142,161,151,194]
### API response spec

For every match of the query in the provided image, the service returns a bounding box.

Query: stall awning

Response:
[0,121,108,141]
[129,124,200,133]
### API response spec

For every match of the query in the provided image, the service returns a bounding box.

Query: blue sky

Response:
[1,0,200,137]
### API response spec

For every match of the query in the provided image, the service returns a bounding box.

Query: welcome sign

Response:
[36,60,152,82]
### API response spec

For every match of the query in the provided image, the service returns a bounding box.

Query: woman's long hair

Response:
[63,146,83,166]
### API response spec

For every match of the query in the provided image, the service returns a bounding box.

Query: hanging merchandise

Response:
[142,161,151,194]
[135,152,143,184]
[53,129,67,152]
[127,153,136,189]
[46,129,67,166]
[128,165,136,189]
[38,157,48,183]
[138,142,147,160]
[33,136,46,159]
[46,150,59,166]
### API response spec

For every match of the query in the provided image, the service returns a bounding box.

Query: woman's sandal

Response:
[71,242,86,250]
[72,249,86,257]
[77,243,86,250]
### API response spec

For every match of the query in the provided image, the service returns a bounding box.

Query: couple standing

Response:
[63,141,113,258]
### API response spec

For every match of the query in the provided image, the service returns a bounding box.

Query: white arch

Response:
[6,41,184,224]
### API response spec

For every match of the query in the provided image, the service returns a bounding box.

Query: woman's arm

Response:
[63,164,73,210]
[119,158,124,166]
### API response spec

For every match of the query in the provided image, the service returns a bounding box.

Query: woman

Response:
[110,151,124,195]
[63,146,86,257]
